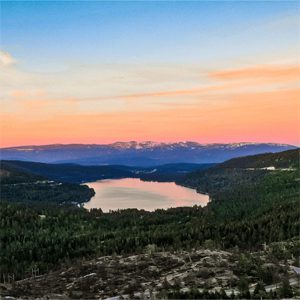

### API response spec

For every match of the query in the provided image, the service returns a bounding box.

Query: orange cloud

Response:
[2,63,299,147]
[65,84,234,102]
[9,89,46,99]
[1,88,299,147]
[93,64,300,100]
[119,84,231,100]
[210,65,300,81]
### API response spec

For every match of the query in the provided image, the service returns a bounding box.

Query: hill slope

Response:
[0,161,94,204]
[217,149,299,169]
[0,160,134,183]
[1,149,299,297]
[182,149,300,221]
[0,160,213,183]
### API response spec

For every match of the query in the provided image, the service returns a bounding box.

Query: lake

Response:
[84,178,209,212]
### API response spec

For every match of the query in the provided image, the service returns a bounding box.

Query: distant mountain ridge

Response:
[0,160,213,183]
[0,142,296,166]
[1,141,293,150]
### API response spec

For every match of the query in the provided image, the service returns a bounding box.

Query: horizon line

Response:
[1,140,298,149]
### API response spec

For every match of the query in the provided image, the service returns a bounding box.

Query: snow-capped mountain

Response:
[0,142,297,166]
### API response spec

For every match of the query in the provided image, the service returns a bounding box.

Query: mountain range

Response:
[0,142,296,166]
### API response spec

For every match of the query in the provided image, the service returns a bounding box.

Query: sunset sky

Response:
[1,1,300,147]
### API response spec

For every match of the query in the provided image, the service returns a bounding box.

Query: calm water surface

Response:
[84,178,209,212]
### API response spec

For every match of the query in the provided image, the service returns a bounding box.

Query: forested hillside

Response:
[0,149,299,298]
[0,160,134,183]
[182,149,299,221]
[217,149,299,169]
[1,160,213,183]
[0,161,94,204]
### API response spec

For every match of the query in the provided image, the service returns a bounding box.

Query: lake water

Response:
[84,178,209,212]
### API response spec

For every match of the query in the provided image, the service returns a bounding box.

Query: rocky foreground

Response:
[1,247,299,299]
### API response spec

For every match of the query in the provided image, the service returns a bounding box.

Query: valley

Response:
[2,1,299,298]
[0,148,299,298]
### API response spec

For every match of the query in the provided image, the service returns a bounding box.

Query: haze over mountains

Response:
[0,142,296,166]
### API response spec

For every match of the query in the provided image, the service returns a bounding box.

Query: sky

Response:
[0,1,300,147]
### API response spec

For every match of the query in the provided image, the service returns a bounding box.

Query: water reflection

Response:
[84,178,209,212]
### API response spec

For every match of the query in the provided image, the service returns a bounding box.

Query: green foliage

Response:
[0,162,94,204]
[234,253,262,277]
[1,199,298,283]
[253,281,267,299]
[0,148,299,287]
[1,182,94,204]
[1,160,214,183]
[216,149,299,169]
[183,149,299,223]
[279,277,293,298]
[237,276,249,293]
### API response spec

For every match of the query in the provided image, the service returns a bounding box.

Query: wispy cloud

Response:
[0,50,16,67]
[95,64,300,101]
[210,65,300,81]
[1,55,299,147]
[1,88,299,147]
